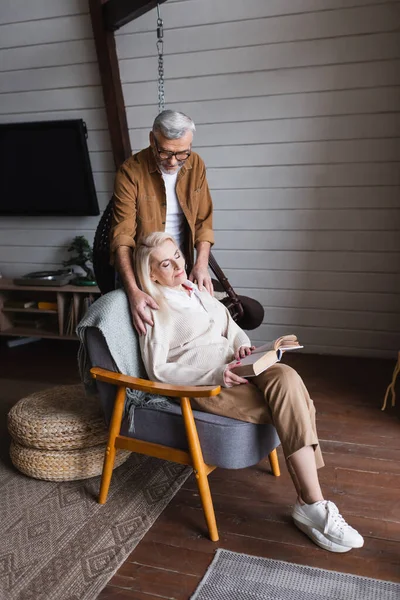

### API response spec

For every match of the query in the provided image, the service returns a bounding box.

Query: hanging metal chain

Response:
[156,3,165,113]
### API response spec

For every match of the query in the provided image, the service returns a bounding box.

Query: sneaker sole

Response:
[292,510,363,548]
[294,519,352,554]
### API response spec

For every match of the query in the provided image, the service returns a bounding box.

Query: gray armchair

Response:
[80,294,281,542]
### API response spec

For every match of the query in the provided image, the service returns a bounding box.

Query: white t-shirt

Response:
[162,171,185,250]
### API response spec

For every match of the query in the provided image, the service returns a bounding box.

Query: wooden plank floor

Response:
[1,339,399,599]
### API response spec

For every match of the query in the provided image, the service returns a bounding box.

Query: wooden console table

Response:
[0,278,100,340]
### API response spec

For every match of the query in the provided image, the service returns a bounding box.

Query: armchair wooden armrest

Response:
[90,366,221,397]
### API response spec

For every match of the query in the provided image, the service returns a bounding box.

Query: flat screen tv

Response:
[0,119,100,216]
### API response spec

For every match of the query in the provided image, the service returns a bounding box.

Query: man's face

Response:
[150,130,193,174]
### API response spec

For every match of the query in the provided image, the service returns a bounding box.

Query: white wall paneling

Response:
[0,108,108,130]
[1,39,97,72]
[214,230,400,252]
[0,230,96,247]
[120,0,398,33]
[0,0,399,357]
[0,1,87,25]
[211,249,399,274]
[206,164,400,188]
[126,87,400,128]
[223,269,400,294]
[0,87,105,115]
[0,1,114,279]
[119,34,400,83]
[121,60,400,105]
[192,140,400,167]
[117,5,400,58]
[263,307,400,334]
[0,15,93,49]
[92,172,114,193]
[130,114,400,147]
[1,246,78,265]
[0,64,100,94]
[251,324,399,355]
[213,209,400,231]
[239,289,400,316]
[90,152,115,173]
[210,188,400,210]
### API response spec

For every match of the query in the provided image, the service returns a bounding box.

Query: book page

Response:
[235,348,276,367]
[250,335,299,355]
[250,341,275,355]
[275,335,302,351]
[242,335,303,361]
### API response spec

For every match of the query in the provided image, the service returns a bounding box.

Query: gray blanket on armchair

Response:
[76,288,173,430]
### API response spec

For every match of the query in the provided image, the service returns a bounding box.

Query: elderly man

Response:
[110,110,214,335]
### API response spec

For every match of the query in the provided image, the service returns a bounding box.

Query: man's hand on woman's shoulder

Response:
[189,264,213,295]
[128,288,159,336]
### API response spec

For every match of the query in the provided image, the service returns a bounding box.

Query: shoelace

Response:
[323,501,351,535]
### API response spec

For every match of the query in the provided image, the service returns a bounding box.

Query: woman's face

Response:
[150,239,186,288]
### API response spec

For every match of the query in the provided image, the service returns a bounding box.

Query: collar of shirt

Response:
[161,280,204,309]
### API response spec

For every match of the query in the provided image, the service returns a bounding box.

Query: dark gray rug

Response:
[0,379,191,600]
[191,549,400,600]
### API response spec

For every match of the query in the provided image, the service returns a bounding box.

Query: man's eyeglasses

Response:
[153,136,191,162]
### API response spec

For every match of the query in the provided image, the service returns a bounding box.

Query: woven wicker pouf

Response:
[7,384,130,481]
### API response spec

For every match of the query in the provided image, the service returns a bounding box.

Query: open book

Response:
[231,335,303,378]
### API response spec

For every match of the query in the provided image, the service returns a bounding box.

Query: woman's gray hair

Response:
[152,110,195,140]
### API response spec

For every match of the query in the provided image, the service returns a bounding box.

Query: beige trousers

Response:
[191,363,324,469]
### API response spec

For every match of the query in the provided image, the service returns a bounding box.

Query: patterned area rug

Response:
[0,379,191,600]
[191,549,400,600]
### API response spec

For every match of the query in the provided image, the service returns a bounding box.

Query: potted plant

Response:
[63,236,96,285]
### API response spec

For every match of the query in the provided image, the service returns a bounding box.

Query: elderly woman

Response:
[135,232,364,554]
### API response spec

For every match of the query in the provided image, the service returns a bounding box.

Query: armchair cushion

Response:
[119,404,279,469]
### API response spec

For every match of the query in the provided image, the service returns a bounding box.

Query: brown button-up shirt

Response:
[110,146,214,266]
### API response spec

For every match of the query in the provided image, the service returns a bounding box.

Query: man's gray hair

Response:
[152,110,196,139]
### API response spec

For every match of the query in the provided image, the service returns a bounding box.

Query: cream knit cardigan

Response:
[139,285,251,387]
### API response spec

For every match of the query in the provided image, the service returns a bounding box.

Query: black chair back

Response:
[93,200,115,294]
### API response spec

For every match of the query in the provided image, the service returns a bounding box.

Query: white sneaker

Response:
[294,520,352,553]
[292,500,364,549]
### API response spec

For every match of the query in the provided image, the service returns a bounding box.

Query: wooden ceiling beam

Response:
[103,0,168,31]
[89,0,132,168]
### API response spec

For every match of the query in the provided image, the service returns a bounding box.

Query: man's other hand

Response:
[128,289,159,336]
[189,264,214,295]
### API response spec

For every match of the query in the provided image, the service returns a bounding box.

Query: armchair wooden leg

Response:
[99,386,126,504]
[181,397,219,542]
[268,448,281,477]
